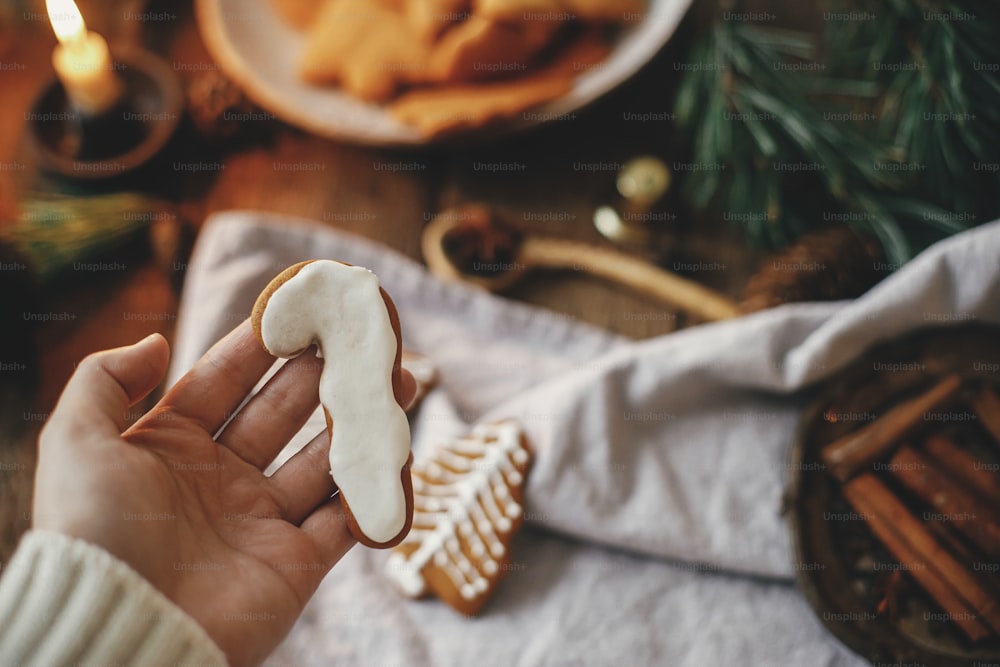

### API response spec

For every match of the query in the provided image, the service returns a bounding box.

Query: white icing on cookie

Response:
[385,421,528,603]
[259,261,410,544]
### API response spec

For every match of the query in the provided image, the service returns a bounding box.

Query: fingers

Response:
[45,333,170,439]
[395,366,418,411]
[158,320,274,435]
[299,498,356,568]
[268,430,336,524]
[268,366,417,521]
[214,348,414,472]
[216,348,323,469]
[268,499,355,603]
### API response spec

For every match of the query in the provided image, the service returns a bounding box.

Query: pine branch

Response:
[0,193,169,283]
[832,0,1000,216]
[672,1,998,265]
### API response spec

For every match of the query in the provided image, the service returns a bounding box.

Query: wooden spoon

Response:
[421,205,741,322]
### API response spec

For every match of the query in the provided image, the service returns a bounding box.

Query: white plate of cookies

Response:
[196,0,692,145]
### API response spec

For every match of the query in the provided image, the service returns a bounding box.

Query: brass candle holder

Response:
[26,47,183,182]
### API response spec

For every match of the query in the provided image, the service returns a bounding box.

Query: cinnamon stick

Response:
[889,447,1000,559]
[923,435,1000,506]
[822,375,963,482]
[972,386,1000,448]
[921,507,980,566]
[842,474,999,640]
[917,497,1000,598]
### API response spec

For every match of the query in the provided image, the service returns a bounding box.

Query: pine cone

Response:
[740,226,885,312]
[186,69,272,142]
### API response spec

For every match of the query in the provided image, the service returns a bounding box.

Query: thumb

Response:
[47,333,170,437]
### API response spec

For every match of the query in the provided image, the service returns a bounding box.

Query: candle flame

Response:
[46,0,87,45]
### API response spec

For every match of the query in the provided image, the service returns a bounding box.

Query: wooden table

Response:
[0,0,766,562]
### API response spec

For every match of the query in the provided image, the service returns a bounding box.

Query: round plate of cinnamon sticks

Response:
[787,324,1000,666]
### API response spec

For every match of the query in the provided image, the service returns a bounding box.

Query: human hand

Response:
[34,322,416,667]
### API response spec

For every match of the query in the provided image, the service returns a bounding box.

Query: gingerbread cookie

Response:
[385,420,533,615]
[405,0,470,43]
[476,0,644,22]
[282,0,631,136]
[388,30,610,137]
[269,0,324,30]
[426,13,561,83]
[251,260,413,548]
[565,0,646,22]
[299,0,431,101]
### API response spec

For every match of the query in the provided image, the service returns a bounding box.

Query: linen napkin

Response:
[168,211,1000,667]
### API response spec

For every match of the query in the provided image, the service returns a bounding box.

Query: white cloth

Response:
[169,211,1000,667]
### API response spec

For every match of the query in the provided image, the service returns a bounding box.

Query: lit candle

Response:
[46,0,123,115]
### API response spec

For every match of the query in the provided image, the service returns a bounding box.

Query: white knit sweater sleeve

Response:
[0,531,228,667]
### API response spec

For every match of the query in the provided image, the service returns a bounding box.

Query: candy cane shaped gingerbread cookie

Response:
[251,260,413,548]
